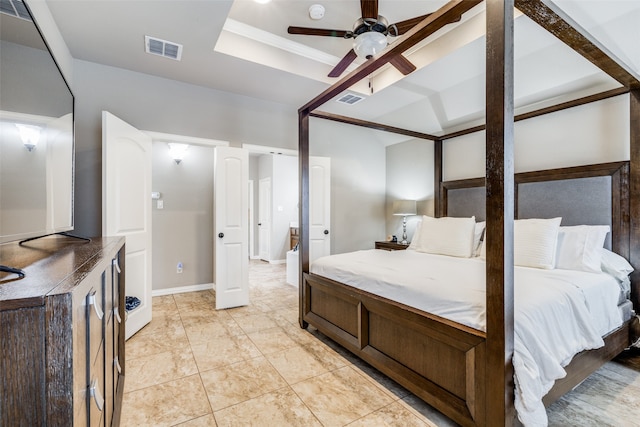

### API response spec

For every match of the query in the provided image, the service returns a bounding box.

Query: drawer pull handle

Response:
[113,257,121,274]
[114,356,122,374]
[88,291,104,320]
[89,379,104,412]
[114,307,122,324]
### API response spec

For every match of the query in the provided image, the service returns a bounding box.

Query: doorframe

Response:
[248,179,256,259]
[141,130,229,293]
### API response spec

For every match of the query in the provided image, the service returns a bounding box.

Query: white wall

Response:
[443,95,630,180]
[385,139,434,243]
[382,94,630,245]
[151,142,214,291]
[72,59,299,238]
[309,118,387,254]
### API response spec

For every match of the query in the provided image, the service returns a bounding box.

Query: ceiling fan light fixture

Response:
[353,31,387,59]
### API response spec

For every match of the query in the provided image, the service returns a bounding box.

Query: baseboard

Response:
[152,283,213,297]
[269,259,286,265]
[250,255,261,260]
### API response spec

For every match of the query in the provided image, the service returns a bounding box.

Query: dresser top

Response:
[0,235,124,310]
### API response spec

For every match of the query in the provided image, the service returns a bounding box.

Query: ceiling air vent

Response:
[336,93,366,105]
[144,36,183,61]
[0,0,31,21]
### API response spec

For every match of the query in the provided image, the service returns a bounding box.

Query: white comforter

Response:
[310,249,623,427]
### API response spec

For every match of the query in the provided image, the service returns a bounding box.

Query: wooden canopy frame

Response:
[298,1,640,425]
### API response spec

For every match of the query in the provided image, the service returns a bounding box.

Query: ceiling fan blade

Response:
[288,26,351,38]
[388,13,461,36]
[360,0,378,20]
[328,49,358,78]
[389,55,416,75]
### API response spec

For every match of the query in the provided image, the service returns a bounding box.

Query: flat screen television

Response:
[0,0,75,245]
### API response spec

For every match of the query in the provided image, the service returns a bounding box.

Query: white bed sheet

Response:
[310,249,624,427]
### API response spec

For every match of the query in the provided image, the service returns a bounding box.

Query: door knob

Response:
[324,230,329,235]
[218,233,224,238]
[258,223,262,226]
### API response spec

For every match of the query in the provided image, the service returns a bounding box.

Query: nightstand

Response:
[375,241,409,251]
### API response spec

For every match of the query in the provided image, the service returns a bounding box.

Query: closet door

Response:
[309,156,331,263]
[214,147,249,309]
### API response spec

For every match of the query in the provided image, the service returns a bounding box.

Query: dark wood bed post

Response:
[485,0,515,425]
[434,140,443,218]
[630,89,640,311]
[299,109,310,329]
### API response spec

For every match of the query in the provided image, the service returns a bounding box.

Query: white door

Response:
[258,177,271,261]
[309,156,331,263]
[214,146,249,310]
[102,111,152,339]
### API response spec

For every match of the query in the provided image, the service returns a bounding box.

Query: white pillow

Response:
[601,248,634,282]
[474,221,485,256]
[555,225,609,272]
[408,220,422,250]
[514,217,562,269]
[414,215,476,258]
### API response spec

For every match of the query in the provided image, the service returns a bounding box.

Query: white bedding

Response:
[310,249,624,427]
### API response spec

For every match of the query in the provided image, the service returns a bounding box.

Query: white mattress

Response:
[310,249,625,427]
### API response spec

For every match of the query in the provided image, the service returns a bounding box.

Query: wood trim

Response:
[515,0,640,90]
[441,178,486,217]
[630,89,640,311]
[303,272,487,427]
[440,87,629,141]
[299,110,310,329]
[434,140,443,217]
[299,0,483,113]
[485,1,515,425]
[440,162,630,261]
[310,111,439,141]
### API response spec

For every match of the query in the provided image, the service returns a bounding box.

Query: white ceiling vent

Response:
[144,36,183,61]
[336,93,366,105]
[0,0,31,21]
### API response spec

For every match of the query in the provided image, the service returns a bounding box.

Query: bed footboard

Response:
[303,272,488,427]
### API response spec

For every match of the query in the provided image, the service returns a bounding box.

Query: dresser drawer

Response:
[87,277,105,368]
[88,340,105,427]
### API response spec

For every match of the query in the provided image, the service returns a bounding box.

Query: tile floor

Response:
[121,261,640,426]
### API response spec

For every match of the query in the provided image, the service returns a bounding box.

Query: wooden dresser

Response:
[0,235,126,426]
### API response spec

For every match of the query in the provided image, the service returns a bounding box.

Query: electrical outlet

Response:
[177,262,183,273]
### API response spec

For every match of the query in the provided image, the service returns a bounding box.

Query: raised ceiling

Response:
[44,0,640,136]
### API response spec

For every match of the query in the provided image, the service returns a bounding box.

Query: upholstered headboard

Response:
[440,162,630,257]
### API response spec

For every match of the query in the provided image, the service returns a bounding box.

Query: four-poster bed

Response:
[297,1,640,426]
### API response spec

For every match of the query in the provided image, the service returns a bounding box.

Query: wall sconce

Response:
[393,199,417,245]
[168,143,189,164]
[16,124,41,151]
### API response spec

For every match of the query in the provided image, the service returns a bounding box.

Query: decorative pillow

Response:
[408,220,422,250]
[555,225,609,272]
[414,215,476,258]
[474,221,485,257]
[601,248,634,282]
[513,217,562,269]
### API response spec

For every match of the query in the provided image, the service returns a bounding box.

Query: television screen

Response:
[0,0,74,244]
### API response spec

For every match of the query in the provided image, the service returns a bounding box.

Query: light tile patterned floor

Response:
[121,261,640,426]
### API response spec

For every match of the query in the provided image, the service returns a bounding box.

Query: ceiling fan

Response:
[288,0,459,78]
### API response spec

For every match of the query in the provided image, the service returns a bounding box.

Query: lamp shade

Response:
[393,200,417,216]
[353,31,387,59]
